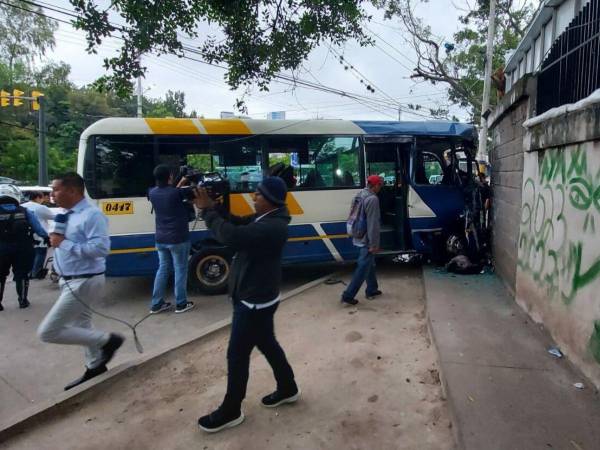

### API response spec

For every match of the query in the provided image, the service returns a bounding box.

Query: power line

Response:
[5,0,444,120]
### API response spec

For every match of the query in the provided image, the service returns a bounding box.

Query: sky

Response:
[41,0,470,122]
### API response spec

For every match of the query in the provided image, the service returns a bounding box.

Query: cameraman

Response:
[148,164,194,314]
[195,176,299,433]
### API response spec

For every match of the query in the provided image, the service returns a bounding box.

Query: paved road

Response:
[0,265,333,425]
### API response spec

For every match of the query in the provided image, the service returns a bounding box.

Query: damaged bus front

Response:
[357,121,481,260]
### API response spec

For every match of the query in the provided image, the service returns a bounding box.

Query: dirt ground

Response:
[1,265,454,450]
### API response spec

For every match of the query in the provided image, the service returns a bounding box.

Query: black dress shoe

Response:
[98,333,125,367]
[64,365,107,391]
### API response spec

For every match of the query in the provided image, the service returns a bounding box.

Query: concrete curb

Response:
[0,273,333,442]
[422,267,463,450]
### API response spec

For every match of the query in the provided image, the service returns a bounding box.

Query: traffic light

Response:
[31,90,43,111]
[0,90,8,107]
[12,89,24,106]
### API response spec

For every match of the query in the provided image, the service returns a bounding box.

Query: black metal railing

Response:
[537,0,600,114]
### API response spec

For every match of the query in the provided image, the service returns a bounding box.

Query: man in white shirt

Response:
[22,191,56,278]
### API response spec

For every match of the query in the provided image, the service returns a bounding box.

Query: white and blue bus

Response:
[78,118,476,293]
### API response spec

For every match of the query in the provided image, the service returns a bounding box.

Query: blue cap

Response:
[257,176,287,206]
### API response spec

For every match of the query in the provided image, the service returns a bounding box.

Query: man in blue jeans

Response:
[341,175,384,305]
[148,165,194,314]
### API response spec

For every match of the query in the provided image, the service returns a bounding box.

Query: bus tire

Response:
[188,249,231,295]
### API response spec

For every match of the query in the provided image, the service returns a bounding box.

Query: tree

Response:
[70,0,371,97]
[377,0,537,120]
[0,0,58,85]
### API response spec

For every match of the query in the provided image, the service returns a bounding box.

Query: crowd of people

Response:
[0,167,389,433]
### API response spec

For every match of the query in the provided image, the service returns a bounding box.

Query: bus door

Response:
[364,136,411,251]
[409,137,473,254]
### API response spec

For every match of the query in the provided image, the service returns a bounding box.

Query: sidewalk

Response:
[424,268,600,450]
[0,265,453,450]
[0,266,328,425]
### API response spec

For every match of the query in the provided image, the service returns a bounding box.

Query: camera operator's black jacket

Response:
[202,206,291,304]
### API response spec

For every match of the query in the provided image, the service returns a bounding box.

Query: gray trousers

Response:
[37,275,109,369]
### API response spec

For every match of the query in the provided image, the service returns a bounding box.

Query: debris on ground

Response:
[548,347,564,358]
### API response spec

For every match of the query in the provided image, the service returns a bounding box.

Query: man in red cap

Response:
[341,174,384,305]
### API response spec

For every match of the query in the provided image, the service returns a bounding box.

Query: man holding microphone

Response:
[37,173,124,391]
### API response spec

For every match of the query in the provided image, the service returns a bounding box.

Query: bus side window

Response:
[414,152,445,185]
[87,135,155,199]
[157,135,211,181]
[210,136,262,193]
[266,136,361,190]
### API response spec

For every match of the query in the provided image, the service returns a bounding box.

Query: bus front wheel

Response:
[189,249,231,295]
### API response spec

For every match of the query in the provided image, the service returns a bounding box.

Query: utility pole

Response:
[38,95,47,186]
[398,106,402,121]
[477,0,496,162]
[136,54,143,118]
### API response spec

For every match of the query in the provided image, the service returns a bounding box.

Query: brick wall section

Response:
[489,98,528,295]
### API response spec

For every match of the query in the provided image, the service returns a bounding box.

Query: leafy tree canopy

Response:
[0,0,58,84]
[70,0,371,96]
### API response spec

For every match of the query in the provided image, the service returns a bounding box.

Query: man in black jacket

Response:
[195,176,299,433]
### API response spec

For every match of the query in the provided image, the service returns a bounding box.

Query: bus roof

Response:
[353,121,475,139]
[80,117,475,140]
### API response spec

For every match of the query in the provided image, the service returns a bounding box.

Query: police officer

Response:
[0,184,48,310]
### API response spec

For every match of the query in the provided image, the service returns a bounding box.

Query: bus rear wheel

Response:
[189,249,231,295]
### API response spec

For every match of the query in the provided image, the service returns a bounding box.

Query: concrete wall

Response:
[488,78,532,294]
[517,102,600,387]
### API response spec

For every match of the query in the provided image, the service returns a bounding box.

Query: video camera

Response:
[178,166,230,203]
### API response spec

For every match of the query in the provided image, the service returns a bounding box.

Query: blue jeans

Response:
[31,247,47,278]
[342,246,379,300]
[151,241,191,308]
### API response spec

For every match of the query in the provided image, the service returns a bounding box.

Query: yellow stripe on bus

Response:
[110,247,156,254]
[145,118,200,135]
[229,194,254,216]
[109,234,350,254]
[285,193,304,215]
[200,119,251,135]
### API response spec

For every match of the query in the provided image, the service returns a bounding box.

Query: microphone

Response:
[51,213,69,235]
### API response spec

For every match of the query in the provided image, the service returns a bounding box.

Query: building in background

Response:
[267,111,286,120]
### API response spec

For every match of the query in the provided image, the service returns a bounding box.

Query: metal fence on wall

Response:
[537,0,600,115]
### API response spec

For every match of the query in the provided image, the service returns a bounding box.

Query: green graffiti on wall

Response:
[520,146,600,365]
[589,321,600,364]
[518,147,600,304]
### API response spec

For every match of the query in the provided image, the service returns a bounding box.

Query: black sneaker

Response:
[150,301,172,314]
[341,297,359,306]
[198,407,244,433]
[18,298,30,309]
[261,388,301,408]
[366,290,382,300]
[175,301,195,314]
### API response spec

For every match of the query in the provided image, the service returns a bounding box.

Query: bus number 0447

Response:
[102,201,134,215]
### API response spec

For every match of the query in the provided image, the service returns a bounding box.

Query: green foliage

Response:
[0,59,190,183]
[70,0,371,97]
[0,0,58,84]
